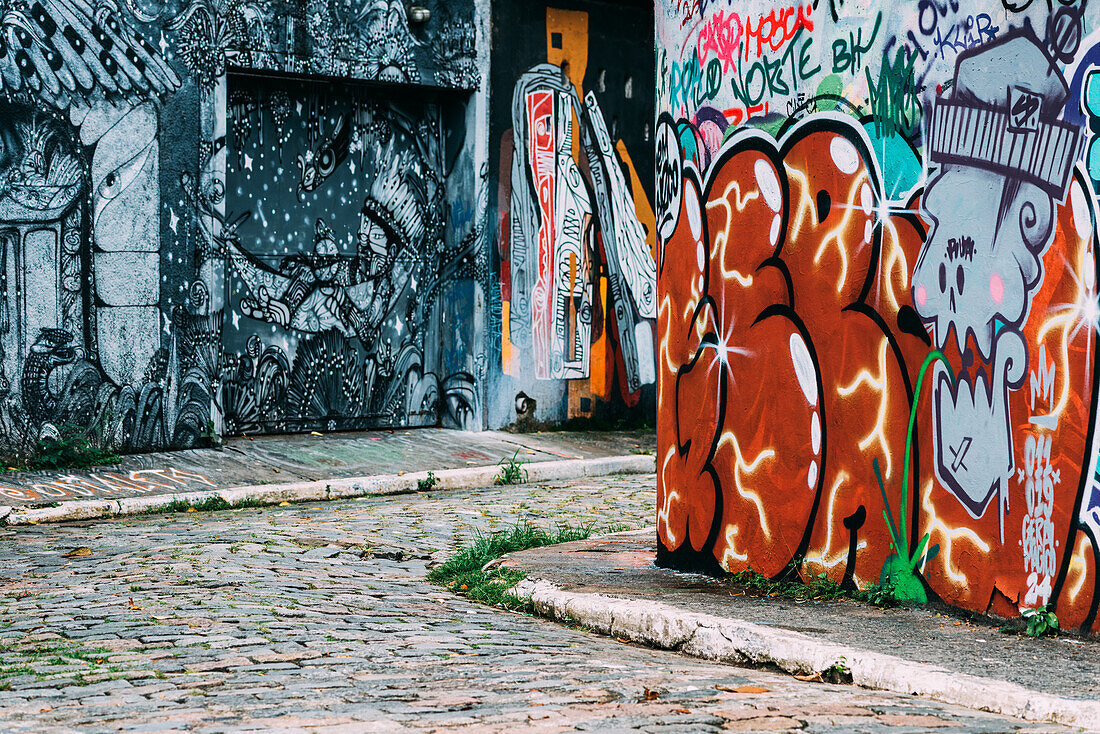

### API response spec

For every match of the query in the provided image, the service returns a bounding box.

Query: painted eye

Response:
[94,140,154,226]
[939,262,946,292]
[956,265,964,295]
[97,144,150,202]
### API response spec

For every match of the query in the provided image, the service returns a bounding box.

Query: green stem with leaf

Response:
[898,349,955,558]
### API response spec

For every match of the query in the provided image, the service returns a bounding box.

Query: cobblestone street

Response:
[0,474,1072,733]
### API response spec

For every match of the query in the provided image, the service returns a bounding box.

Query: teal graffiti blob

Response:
[861,122,922,200]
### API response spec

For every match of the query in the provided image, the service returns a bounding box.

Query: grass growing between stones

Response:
[428,521,603,611]
[0,640,124,690]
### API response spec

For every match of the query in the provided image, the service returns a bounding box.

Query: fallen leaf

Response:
[716,684,770,693]
[273,468,280,473]
[674,708,691,714]
[185,507,197,513]
[278,502,291,507]
[311,431,323,436]
[62,547,93,558]
[794,672,824,683]
[641,687,659,701]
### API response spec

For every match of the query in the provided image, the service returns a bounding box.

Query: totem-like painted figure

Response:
[912,30,1082,539]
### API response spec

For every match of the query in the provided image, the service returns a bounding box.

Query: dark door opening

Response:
[221,74,451,435]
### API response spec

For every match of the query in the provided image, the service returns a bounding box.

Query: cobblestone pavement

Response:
[0,473,1074,733]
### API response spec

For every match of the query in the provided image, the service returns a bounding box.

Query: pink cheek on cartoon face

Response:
[916,285,927,307]
[990,273,1005,305]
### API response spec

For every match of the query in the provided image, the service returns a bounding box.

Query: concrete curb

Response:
[511,576,1100,730]
[1,454,655,527]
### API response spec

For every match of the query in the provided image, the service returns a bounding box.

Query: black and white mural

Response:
[0,0,481,455]
[220,84,479,433]
[169,0,478,90]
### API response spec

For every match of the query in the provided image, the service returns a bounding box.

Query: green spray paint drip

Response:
[871,349,952,604]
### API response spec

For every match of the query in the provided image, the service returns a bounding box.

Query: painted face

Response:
[913,166,1047,361]
[358,215,389,257]
[912,164,1054,521]
[356,214,392,282]
[313,218,339,257]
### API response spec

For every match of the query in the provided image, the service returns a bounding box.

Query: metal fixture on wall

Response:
[408,6,430,23]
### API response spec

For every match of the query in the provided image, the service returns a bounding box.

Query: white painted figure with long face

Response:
[911,31,1080,537]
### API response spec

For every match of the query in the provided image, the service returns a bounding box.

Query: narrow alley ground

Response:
[0,475,1073,733]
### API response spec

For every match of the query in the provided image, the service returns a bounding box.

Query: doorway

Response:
[221,75,450,435]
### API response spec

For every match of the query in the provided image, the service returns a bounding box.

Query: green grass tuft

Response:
[190,496,232,512]
[729,565,848,601]
[145,495,273,516]
[494,450,529,485]
[428,521,601,611]
[727,563,897,607]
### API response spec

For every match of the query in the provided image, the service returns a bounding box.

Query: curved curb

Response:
[1,454,655,527]
[511,576,1100,731]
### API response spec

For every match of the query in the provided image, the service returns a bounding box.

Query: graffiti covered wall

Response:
[488,0,657,428]
[0,0,484,456]
[656,0,1100,632]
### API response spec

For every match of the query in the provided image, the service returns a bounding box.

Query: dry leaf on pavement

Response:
[716,684,771,693]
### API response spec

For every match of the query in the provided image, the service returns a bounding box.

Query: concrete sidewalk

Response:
[501,531,1100,731]
[0,429,655,524]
